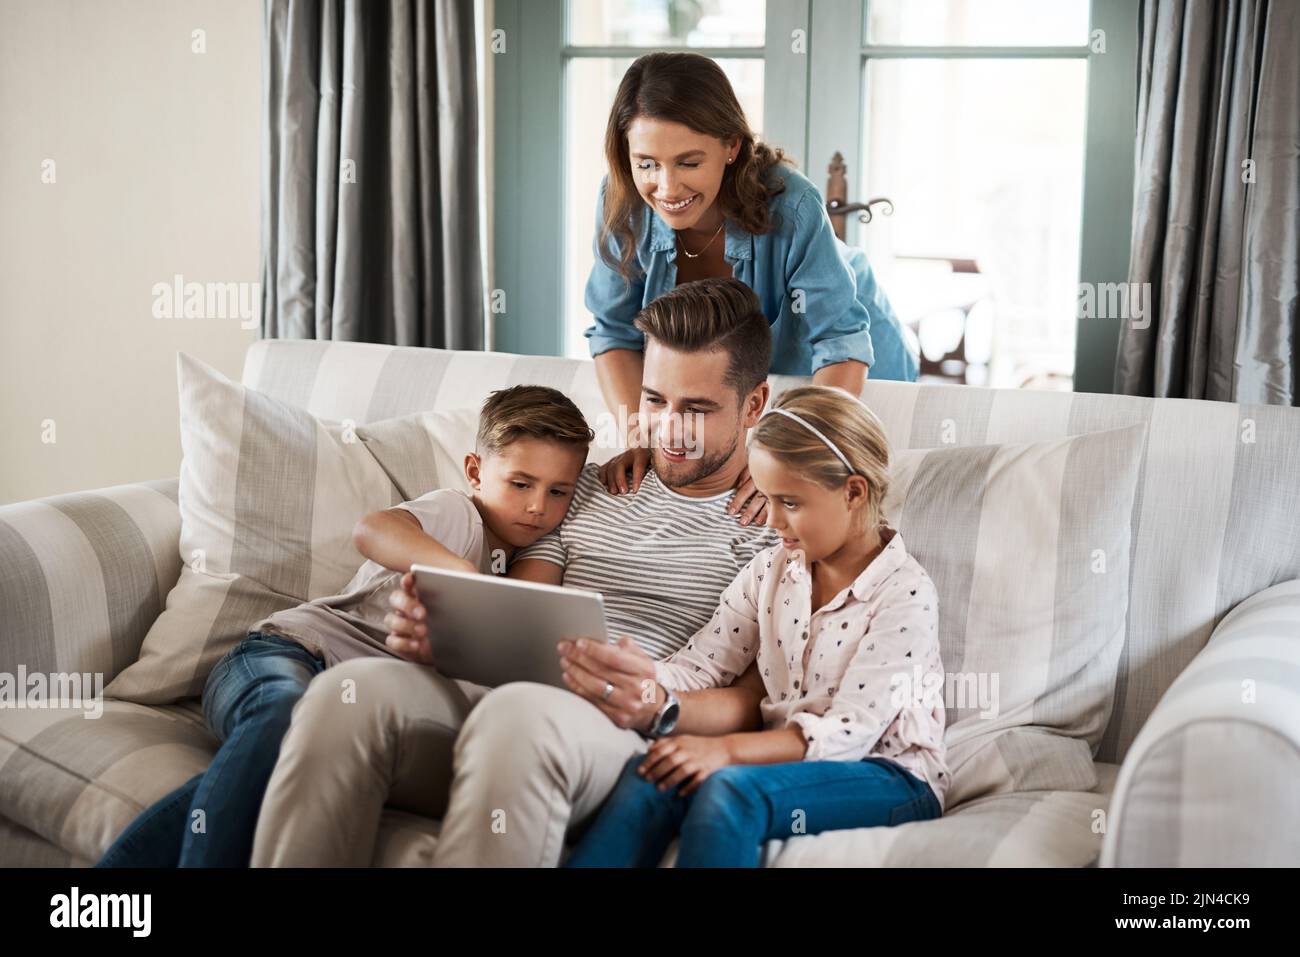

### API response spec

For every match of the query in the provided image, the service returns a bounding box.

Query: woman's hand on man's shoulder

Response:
[597,446,652,495]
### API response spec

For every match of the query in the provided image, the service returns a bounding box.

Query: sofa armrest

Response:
[1101,579,1300,866]
[0,478,182,686]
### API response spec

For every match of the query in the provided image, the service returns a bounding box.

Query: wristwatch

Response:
[646,687,681,738]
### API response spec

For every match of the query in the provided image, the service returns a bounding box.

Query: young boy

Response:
[97,385,592,867]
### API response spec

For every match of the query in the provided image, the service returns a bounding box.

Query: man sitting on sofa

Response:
[248,276,785,866]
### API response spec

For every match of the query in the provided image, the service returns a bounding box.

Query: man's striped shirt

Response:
[515,462,780,659]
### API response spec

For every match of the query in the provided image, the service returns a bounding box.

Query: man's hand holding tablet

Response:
[557,636,663,733]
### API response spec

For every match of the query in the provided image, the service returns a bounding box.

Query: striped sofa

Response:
[2,338,1298,867]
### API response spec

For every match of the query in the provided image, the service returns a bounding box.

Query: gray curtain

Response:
[1115,0,1299,403]
[261,0,484,348]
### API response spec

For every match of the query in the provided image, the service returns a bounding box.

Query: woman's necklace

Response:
[675,219,725,259]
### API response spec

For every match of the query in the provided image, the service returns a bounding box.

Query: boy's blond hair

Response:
[750,385,891,527]
[475,385,594,457]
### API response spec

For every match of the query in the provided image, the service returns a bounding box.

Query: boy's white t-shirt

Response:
[254,489,493,666]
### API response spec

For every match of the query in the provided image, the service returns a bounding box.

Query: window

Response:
[855,0,1092,388]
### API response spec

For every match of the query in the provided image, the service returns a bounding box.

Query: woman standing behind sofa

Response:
[589,52,917,514]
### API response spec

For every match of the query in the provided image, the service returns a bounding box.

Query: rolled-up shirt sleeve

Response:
[654,557,761,692]
[584,176,648,358]
[786,187,876,374]
[788,579,939,761]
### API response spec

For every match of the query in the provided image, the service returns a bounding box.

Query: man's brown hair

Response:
[633,276,772,398]
[476,385,594,456]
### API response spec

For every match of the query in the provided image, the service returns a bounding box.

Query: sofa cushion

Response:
[0,478,183,688]
[0,699,452,867]
[104,353,404,704]
[355,408,483,499]
[0,816,94,867]
[0,698,215,862]
[759,762,1119,867]
[881,424,1148,806]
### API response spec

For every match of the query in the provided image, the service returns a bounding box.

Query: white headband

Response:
[759,407,856,475]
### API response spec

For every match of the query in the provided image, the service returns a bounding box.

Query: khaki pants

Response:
[433,681,648,867]
[250,661,646,867]
[249,657,490,867]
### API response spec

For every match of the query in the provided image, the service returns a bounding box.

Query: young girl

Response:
[564,385,947,868]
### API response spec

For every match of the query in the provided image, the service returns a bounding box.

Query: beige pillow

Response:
[105,354,402,704]
[357,408,482,499]
[882,423,1148,805]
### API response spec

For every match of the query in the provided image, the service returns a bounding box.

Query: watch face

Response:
[660,701,680,733]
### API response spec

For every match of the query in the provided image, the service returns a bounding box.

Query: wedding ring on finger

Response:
[602,682,615,701]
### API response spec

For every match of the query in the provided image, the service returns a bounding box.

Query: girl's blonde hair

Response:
[749,386,891,528]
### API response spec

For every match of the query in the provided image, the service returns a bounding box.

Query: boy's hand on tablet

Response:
[384,572,434,665]
[557,635,659,730]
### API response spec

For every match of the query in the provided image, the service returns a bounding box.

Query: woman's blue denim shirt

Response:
[583,163,918,381]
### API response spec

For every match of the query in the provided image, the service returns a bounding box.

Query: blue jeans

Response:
[564,753,941,868]
[96,631,325,867]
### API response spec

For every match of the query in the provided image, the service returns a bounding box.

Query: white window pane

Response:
[564,56,763,358]
[866,0,1090,47]
[569,0,766,47]
[859,58,1086,388]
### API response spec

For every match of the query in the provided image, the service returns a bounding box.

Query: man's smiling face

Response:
[639,339,744,489]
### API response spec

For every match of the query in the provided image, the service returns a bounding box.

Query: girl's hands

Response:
[639,734,735,796]
[384,572,434,664]
[727,465,769,527]
[598,446,652,495]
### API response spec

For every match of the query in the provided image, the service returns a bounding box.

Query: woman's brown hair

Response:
[599,52,796,285]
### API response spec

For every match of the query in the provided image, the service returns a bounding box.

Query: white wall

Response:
[0,0,262,504]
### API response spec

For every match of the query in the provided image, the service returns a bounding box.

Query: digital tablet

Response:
[410,564,609,689]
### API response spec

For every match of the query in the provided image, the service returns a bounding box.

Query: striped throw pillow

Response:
[105,354,403,704]
[356,408,481,500]
[882,423,1148,806]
